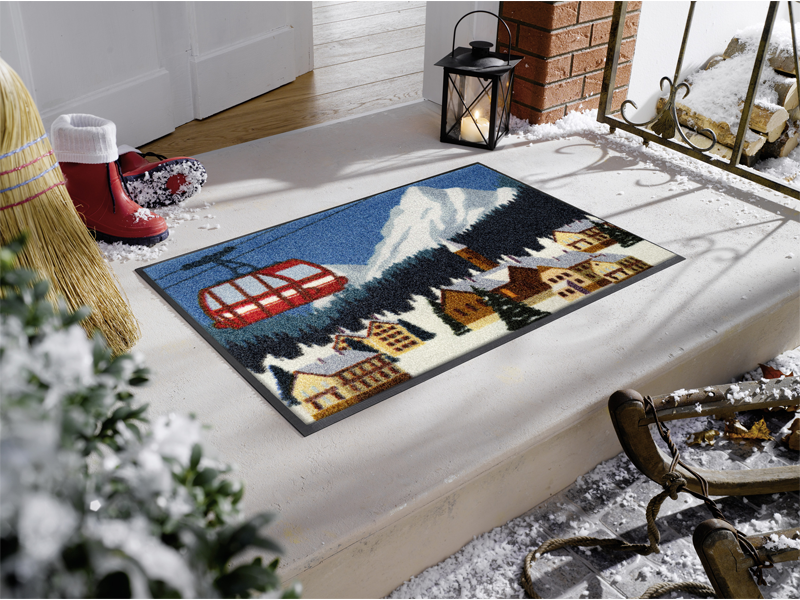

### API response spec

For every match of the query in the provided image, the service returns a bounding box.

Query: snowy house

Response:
[439,260,553,325]
[333,320,425,356]
[292,350,410,421]
[553,219,616,253]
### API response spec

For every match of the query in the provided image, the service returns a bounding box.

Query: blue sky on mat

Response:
[142,163,515,327]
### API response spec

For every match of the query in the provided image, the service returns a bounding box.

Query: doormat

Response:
[137,163,683,436]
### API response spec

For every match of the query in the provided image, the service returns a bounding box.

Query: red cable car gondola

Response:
[198,259,347,329]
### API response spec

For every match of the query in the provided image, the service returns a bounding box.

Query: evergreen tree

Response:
[397,318,436,340]
[268,365,300,406]
[594,221,642,248]
[470,286,549,331]
[427,298,470,336]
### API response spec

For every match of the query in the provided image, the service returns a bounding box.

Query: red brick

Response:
[497,19,518,49]
[591,12,639,46]
[514,76,583,111]
[566,95,600,114]
[571,45,608,76]
[620,38,637,63]
[510,102,566,125]
[583,62,632,96]
[628,1,642,12]
[502,2,579,30]
[518,23,591,57]
[514,54,572,84]
[578,1,614,22]
[611,87,628,112]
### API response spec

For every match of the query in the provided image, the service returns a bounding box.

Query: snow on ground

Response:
[96,200,217,263]
[508,110,800,193]
[389,346,799,599]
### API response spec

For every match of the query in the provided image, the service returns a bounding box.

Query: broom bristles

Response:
[0,58,140,356]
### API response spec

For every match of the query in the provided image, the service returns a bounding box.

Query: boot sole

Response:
[123,159,207,208]
[89,227,170,247]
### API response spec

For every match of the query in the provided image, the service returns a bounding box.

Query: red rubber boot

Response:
[118,150,207,207]
[60,161,169,246]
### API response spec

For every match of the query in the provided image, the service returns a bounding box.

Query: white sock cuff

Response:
[51,114,119,164]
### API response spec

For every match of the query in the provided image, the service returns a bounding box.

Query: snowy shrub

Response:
[0,235,299,598]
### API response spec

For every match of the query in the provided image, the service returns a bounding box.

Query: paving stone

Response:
[523,547,598,598]
[742,449,795,469]
[569,525,643,573]
[559,575,625,599]
[661,502,720,539]
[601,555,659,599]
[566,479,624,517]
[589,453,647,490]
[527,495,592,539]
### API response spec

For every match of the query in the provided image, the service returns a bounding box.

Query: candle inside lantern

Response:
[460,112,490,144]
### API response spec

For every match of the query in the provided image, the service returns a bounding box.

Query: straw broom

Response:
[0,58,140,355]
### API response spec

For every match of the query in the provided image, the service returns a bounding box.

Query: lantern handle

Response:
[451,10,512,65]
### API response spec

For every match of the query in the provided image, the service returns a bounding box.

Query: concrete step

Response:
[109,101,800,598]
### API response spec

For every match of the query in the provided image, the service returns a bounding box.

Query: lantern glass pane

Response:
[496,71,512,138]
[445,74,465,140]
[445,73,494,145]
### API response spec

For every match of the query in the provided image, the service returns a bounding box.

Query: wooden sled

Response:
[608,379,799,598]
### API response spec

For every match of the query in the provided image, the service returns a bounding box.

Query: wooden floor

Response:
[140,1,425,157]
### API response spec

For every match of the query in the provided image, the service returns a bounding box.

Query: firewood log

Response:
[761,123,799,158]
[703,55,726,70]
[688,132,765,167]
[724,36,797,76]
[767,120,787,142]
[745,103,790,134]
[657,97,773,150]
[774,79,799,111]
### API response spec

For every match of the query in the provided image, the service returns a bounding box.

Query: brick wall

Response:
[497,1,641,125]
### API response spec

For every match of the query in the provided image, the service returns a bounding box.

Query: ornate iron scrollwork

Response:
[596,1,800,200]
[620,77,717,152]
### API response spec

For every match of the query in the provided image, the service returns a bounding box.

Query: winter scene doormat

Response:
[137,164,683,435]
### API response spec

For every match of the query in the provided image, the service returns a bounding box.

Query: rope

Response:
[639,581,717,598]
[520,475,699,599]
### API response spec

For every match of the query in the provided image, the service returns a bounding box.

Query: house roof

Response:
[441,275,504,293]
[553,218,597,234]
[296,349,377,376]
[439,251,631,295]
[587,252,628,264]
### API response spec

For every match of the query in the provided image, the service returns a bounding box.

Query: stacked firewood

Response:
[655,29,799,168]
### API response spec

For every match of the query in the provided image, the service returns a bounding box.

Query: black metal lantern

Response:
[435,11,522,150]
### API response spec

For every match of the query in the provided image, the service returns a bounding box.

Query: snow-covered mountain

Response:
[328,185,516,286]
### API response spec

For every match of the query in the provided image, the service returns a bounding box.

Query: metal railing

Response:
[597,1,800,200]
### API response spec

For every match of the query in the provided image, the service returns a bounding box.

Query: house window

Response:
[567,289,575,295]
[549,278,557,283]
[575,278,584,284]
[559,292,567,297]
[454,308,467,316]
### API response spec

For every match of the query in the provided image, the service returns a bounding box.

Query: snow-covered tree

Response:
[0,235,299,599]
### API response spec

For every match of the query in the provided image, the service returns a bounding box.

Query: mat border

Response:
[136,162,685,437]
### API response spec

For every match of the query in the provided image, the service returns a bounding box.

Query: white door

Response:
[0,1,313,147]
